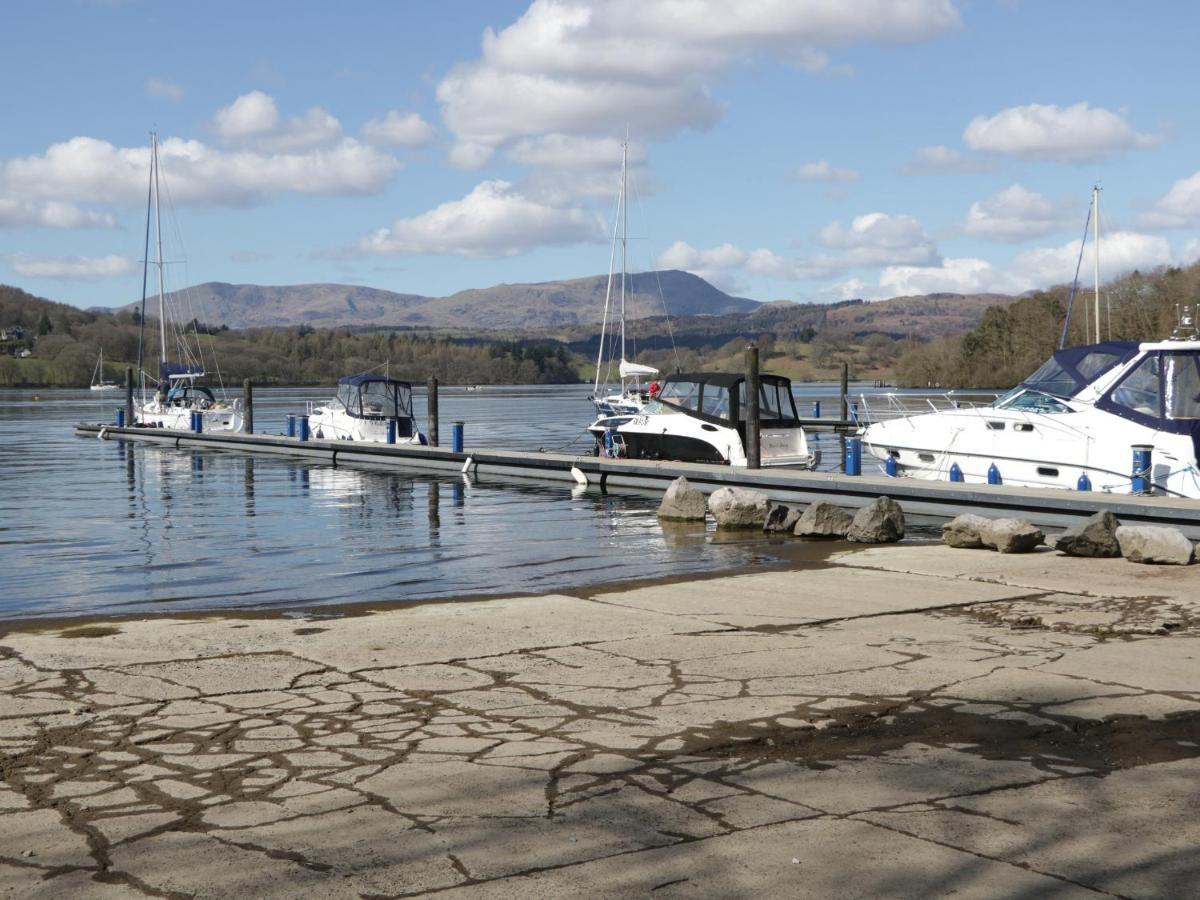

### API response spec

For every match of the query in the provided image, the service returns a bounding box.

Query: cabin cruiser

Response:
[589,372,817,467]
[861,317,1200,497]
[308,374,426,443]
[139,364,243,432]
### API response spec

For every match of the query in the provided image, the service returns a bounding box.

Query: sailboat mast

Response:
[153,133,168,367]
[1092,185,1101,344]
[619,139,627,366]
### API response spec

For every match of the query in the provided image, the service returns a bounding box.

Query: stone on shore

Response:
[1055,511,1122,558]
[980,518,1045,554]
[846,497,905,544]
[708,487,769,530]
[657,477,707,522]
[763,503,800,534]
[1115,525,1195,565]
[941,514,991,549]
[794,502,853,539]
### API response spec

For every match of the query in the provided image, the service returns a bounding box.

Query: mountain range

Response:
[124,270,759,331]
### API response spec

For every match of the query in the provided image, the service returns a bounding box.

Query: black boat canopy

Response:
[335,374,414,419]
[657,372,799,427]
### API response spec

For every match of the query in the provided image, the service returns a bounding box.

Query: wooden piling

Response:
[124,367,134,426]
[427,376,439,447]
[243,379,254,434]
[840,362,849,422]
[745,344,760,469]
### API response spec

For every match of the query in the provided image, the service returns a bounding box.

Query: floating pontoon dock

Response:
[76,423,1200,539]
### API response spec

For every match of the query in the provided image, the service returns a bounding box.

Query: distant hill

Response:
[120,270,759,331]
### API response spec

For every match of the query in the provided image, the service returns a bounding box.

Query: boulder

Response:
[763,503,801,534]
[794,502,853,539]
[708,487,769,530]
[979,518,1045,553]
[846,497,905,544]
[1054,511,1122,558]
[1115,525,1195,565]
[657,476,707,522]
[941,514,991,549]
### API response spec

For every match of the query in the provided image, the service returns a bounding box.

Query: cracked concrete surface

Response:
[2,544,1199,898]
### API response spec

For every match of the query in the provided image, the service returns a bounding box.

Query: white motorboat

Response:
[308,374,426,443]
[89,348,119,391]
[134,132,242,432]
[590,139,663,416]
[589,371,817,468]
[861,315,1200,497]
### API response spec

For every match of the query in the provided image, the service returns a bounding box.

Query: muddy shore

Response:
[2,544,1198,898]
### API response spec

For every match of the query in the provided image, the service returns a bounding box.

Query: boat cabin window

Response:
[738,380,799,422]
[336,383,360,414]
[700,385,730,418]
[995,389,1070,413]
[1110,356,1162,416]
[1164,352,1200,420]
[660,380,701,412]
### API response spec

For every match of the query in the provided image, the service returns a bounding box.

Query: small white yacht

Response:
[308,374,426,443]
[862,315,1200,497]
[140,366,243,431]
[89,349,119,391]
[589,372,817,467]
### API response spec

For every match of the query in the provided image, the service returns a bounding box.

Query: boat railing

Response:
[855,391,996,425]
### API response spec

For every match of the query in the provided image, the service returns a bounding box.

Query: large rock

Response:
[1115,525,1195,565]
[1054,511,1122,558]
[708,487,769,530]
[979,518,1045,553]
[763,503,800,534]
[794,502,853,539]
[941,514,991,549]
[846,497,905,544]
[657,477,706,522]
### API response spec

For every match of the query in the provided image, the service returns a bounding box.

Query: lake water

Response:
[1,383,899,621]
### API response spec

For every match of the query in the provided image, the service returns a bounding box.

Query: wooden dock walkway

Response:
[76,422,1200,538]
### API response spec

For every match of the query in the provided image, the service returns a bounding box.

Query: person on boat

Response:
[648,380,661,399]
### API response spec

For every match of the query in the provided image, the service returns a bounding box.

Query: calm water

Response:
[1,384,874,621]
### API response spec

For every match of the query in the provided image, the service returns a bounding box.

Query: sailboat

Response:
[89,348,118,391]
[590,140,660,416]
[134,133,243,432]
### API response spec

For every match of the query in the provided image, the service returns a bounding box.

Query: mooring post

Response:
[840,362,849,423]
[243,379,254,434]
[745,344,760,469]
[124,366,134,426]
[427,376,439,447]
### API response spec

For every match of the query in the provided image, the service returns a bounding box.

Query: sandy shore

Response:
[2,544,1198,898]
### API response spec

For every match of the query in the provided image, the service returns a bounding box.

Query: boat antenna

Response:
[1058,191,1095,350]
[135,132,155,397]
[1092,184,1102,343]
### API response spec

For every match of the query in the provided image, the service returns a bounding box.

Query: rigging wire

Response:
[1058,201,1094,350]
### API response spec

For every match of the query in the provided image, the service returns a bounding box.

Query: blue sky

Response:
[4,0,1200,311]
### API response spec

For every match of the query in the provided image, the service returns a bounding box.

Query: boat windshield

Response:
[1020,344,1136,399]
[337,379,413,419]
[993,388,1072,413]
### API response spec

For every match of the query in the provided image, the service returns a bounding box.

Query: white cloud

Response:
[1,135,398,208]
[361,111,435,147]
[963,102,1156,162]
[795,159,860,183]
[6,253,132,281]
[901,144,992,175]
[439,0,961,165]
[818,212,939,267]
[877,230,1174,298]
[1140,171,1200,228]
[0,198,115,229]
[963,184,1071,242]
[359,180,605,257]
[213,91,342,151]
[145,78,185,102]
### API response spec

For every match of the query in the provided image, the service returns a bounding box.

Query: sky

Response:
[4,0,1200,311]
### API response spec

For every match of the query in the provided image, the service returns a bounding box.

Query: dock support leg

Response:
[745,344,760,468]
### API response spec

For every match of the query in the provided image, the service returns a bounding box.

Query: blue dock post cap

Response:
[987,462,1001,485]
[452,422,464,453]
[386,419,397,444]
[297,415,310,442]
[1076,471,1092,491]
[286,414,296,438]
[845,437,862,476]
[949,462,964,483]
[1132,444,1153,494]
[812,400,821,418]
[191,410,204,434]
[885,454,897,477]
[116,409,125,427]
